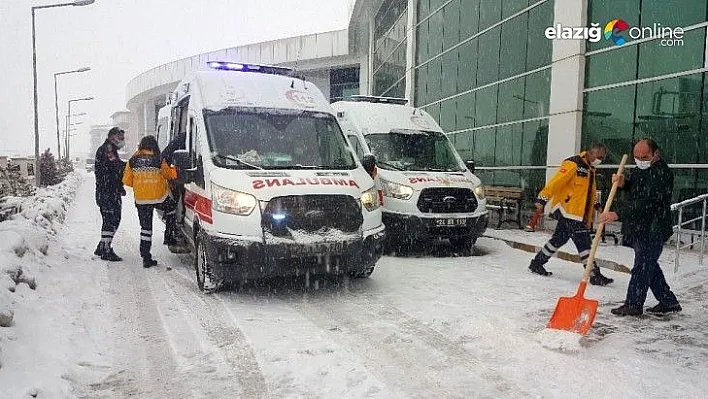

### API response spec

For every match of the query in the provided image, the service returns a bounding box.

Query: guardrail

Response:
[671,193,708,273]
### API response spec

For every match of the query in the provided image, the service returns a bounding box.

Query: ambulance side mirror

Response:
[362,154,377,178]
[465,160,476,173]
[172,149,194,183]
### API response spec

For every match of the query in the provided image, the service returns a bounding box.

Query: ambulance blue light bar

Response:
[206,61,293,76]
[346,95,408,105]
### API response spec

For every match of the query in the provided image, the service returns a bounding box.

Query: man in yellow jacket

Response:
[122,135,178,268]
[528,143,614,286]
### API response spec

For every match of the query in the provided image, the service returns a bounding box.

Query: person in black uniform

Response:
[161,131,187,245]
[93,127,127,261]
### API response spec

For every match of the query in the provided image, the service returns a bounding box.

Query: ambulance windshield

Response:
[364,130,465,172]
[204,108,357,170]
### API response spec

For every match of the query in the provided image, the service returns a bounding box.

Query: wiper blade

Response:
[376,160,405,171]
[213,154,262,170]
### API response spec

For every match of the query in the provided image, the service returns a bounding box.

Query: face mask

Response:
[114,139,126,149]
[591,159,602,166]
[635,158,652,170]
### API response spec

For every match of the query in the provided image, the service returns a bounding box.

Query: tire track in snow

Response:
[162,268,269,398]
[143,271,248,396]
[288,290,528,398]
[94,258,191,397]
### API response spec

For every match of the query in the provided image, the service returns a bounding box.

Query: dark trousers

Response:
[98,196,122,250]
[532,214,592,266]
[625,238,679,308]
[136,197,177,259]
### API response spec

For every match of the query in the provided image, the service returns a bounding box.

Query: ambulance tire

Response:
[194,232,224,294]
[450,237,476,256]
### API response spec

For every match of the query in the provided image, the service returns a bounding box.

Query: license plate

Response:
[435,218,467,227]
[290,242,345,256]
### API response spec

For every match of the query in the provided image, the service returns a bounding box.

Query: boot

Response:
[93,242,106,256]
[143,257,158,268]
[589,266,613,286]
[101,248,123,262]
[647,302,682,314]
[529,260,552,276]
[611,303,642,316]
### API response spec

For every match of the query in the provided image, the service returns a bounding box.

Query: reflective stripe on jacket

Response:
[536,151,597,224]
[122,149,177,205]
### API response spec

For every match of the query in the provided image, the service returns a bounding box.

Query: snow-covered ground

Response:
[1,172,707,397]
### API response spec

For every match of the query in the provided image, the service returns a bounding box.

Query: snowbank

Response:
[0,173,82,329]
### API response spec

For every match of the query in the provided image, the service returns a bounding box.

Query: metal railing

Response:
[671,193,708,273]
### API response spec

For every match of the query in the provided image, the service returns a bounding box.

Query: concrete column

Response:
[545,0,587,181]
[404,0,417,103]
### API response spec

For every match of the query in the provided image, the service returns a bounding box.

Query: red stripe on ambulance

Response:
[184,189,213,224]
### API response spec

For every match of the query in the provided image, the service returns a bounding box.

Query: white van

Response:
[166,62,385,293]
[331,96,488,254]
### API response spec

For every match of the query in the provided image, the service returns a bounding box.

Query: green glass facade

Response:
[362,0,708,203]
[372,0,408,98]
[583,0,708,202]
[412,0,554,195]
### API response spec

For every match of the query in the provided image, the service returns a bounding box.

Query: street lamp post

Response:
[66,96,94,159]
[31,0,96,186]
[54,66,90,156]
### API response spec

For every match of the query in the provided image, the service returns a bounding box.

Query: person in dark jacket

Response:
[598,138,680,316]
[161,131,187,239]
[93,127,126,261]
[123,135,178,268]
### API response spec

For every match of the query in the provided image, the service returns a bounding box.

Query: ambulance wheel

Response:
[450,237,476,256]
[195,233,223,294]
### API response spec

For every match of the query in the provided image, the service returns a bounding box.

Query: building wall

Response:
[412,0,554,198]
[355,0,708,203]
[581,0,708,202]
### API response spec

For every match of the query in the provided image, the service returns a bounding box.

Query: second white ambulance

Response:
[332,96,488,254]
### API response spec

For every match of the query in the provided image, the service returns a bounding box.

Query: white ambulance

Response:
[165,62,385,293]
[331,96,488,254]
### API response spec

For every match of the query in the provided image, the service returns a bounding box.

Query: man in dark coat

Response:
[93,127,127,261]
[598,138,680,316]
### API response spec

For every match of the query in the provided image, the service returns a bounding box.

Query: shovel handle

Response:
[581,154,629,283]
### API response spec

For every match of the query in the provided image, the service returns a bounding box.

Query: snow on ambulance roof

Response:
[333,101,444,134]
[191,70,333,113]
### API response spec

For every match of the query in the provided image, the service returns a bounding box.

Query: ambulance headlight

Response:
[361,187,380,212]
[381,179,413,200]
[211,183,257,216]
[474,185,485,199]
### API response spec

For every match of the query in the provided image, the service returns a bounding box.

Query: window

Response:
[347,134,364,160]
[582,85,637,165]
[637,29,706,80]
[476,27,501,86]
[634,74,704,164]
[499,13,528,80]
[497,77,525,124]
[203,108,356,170]
[585,45,638,89]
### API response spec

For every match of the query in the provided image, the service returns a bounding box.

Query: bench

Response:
[485,186,523,229]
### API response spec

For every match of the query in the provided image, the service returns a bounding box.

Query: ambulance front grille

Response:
[417,188,477,214]
[262,195,363,236]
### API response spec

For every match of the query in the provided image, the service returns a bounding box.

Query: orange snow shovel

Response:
[547,154,628,335]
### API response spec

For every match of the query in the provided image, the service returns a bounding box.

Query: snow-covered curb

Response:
[0,172,83,329]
